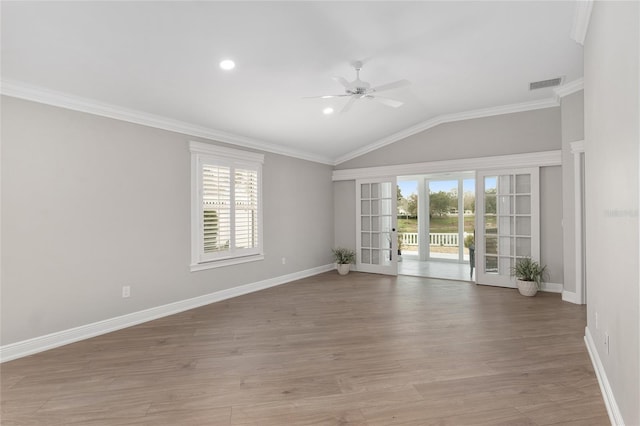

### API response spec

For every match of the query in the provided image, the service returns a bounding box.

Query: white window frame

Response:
[190,141,264,271]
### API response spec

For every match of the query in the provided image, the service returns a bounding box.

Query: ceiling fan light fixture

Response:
[308,62,410,114]
[219,59,236,70]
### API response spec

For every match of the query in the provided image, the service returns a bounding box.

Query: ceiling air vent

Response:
[529,77,563,90]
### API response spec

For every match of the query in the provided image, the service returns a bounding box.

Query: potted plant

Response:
[332,247,356,275]
[510,257,547,296]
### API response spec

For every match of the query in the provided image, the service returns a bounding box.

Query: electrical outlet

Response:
[282,257,286,265]
[122,285,131,298]
[604,332,610,355]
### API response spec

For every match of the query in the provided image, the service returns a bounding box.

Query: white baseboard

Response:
[0,264,334,363]
[540,282,563,293]
[584,327,625,426]
[562,290,580,304]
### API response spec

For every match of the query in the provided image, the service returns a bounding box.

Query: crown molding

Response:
[1,80,565,168]
[332,150,561,181]
[0,79,334,165]
[570,0,594,45]
[570,140,585,154]
[333,98,560,165]
[553,78,584,101]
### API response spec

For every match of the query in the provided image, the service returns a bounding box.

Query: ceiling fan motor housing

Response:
[348,85,370,95]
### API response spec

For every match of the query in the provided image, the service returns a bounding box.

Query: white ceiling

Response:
[1,1,583,165]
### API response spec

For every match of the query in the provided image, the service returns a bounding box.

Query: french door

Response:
[356,177,398,275]
[475,168,539,287]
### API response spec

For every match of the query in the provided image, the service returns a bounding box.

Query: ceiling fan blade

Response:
[333,76,350,88]
[340,96,357,114]
[371,79,411,93]
[303,94,350,99]
[369,95,404,108]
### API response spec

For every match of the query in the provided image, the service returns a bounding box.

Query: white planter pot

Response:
[517,279,538,296]
[337,264,351,275]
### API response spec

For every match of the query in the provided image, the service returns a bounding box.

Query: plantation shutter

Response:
[191,141,263,269]
[202,165,231,254]
[234,168,259,250]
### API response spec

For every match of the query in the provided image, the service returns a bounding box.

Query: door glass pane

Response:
[516,217,531,235]
[361,249,371,264]
[361,200,371,215]
[486,235,498,255]
[380,182,392,198]
[498,196,512,215]
[381,249,392,266]
[499,257,512,275]
[361,232,371,248]
[483,176,499,275]
[371,199,379,215]
[484,214,497,234]
[484,177,497,214]
[361,184,370,199]
[371,232,380,248]
[516,174,530,193]
[371,218,380,232]
[516,237,531,257]
[499,175,513,194]
[371,183,379,198]
[361,217,370,231]
[516,195,531,214]
[498,237,512,256]
[371,249,380,264]
[499,216,513,235]
[463,179,475,261]
[485,256,498,273]
[380,215,391,232]
[380,199,392,215]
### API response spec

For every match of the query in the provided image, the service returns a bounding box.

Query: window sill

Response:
[190,254,265,272]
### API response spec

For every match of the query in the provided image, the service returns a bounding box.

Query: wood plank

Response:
[1,272,608,424]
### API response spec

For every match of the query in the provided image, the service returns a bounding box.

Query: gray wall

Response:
[336,107,561,169]
[560,91,585,294]
[540,166,564,285]
[333,108,564,284]
[1,96,334,346]
[584,2,639,424]
[333,180,356,252]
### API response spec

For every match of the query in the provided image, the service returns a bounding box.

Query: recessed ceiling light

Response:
[219,59,235,70]
[323,107,334,115]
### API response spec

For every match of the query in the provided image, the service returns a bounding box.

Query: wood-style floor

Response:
[1,272,608,425]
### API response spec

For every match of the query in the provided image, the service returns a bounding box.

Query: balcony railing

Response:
[400,232,472,247]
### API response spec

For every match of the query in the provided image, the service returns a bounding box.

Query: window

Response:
[190,142,264,271]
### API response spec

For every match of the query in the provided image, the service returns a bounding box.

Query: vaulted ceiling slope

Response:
[1,1,583,165]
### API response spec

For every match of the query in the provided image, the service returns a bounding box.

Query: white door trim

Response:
[571,140,586,304]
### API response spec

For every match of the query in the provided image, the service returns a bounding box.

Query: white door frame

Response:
[475,167,540,288]
[355,177,398,275]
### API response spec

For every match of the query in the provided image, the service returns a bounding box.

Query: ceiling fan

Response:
[307,60,410,113]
